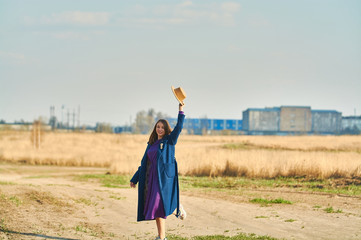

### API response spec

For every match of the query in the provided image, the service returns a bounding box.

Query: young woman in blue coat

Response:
[130,103,186,240]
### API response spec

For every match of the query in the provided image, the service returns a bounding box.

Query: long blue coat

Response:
[130,113,185,221]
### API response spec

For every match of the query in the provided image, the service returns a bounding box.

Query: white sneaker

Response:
[154,237,167,240]
[177,204,187,220]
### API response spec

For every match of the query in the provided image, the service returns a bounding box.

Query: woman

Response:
[130,103,186,240]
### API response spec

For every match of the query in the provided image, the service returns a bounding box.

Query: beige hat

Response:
[171,86,186,106]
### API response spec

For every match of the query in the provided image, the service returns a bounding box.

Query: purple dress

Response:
[143,139,167,220]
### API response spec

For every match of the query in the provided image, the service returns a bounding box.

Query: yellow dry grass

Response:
[1,131,360,179]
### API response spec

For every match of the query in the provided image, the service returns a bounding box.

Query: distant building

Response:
[243,106,343,135]
[113,126,133,134]
[280,106,312,133]
[312,110,342,134]
[242,108,280,134]
[341,116,361,134]
[166,118,242,135]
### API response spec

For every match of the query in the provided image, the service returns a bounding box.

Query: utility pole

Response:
[78,105,80,129]
[73,109,75,130]
[67,109,70,131]
[49,105,55,130]
[61,105,65,129]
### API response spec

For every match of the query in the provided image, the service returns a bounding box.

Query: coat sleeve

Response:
[130,144,150,185]
[168,112,185,145]
[130,167,141,184]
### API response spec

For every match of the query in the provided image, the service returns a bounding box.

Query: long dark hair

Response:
[148,119,172,145]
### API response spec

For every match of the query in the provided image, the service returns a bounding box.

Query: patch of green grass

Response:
[255,216,269,219]
[74,174,130,188]
[109,195,125,200]
[250,198,292,206]
[0,218,9,232]
[1,194,23,206]
[222,142,359,154]
[324,207,343,213]
[284,219,296,222]
[0,181,16,185]
[32,228,44,235]
[179,176,361,196]
[74,223,103,237]
[9,195,22,206]
[180,176,241,189]
[58,223,65,231]
[0,193,5,200]
[327,184,361,196]
[46,184,73,187]
[313,205,322,209]
[74,198,97,206]
[223,142,254,150]
[75,225,88,233]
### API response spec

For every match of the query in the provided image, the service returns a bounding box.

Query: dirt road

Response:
[0,164,360,240]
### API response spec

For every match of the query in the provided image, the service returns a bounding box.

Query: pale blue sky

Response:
[1,0,360,126]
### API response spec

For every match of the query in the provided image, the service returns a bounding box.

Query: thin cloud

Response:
[177,1,193,8]
[173,1,241,26]
[221,2,240,13]
[47,11,111,25]
[23,11,110,40]
[31,30,105,41]
[24,3,240,29]
[51,31,90,40]
[0,51,25,61]
[122,1,241,28]
[26,11,112,26]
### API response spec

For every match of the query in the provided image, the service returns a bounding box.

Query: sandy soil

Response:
[0,164,360,240]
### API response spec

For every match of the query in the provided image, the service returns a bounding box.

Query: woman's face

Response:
[156,121,165,139]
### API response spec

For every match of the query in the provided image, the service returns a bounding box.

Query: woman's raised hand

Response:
[130,182,136,188]
[179,103,185,111]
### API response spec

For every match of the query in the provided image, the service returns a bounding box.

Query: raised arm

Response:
[168,104,185,145]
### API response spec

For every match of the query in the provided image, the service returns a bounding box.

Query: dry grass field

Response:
[1,130,360,179]
[1,131,361,239]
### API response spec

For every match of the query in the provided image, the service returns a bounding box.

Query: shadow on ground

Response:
[1,229,79,240]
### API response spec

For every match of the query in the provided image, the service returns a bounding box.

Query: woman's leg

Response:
[155,217,166,239]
